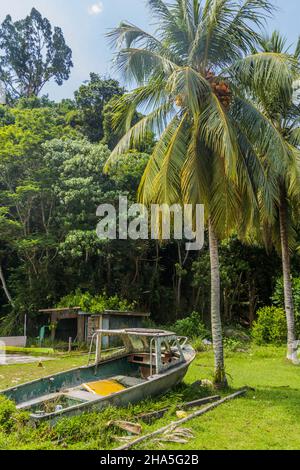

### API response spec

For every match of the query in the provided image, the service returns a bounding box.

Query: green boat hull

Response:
[1,347,195,423]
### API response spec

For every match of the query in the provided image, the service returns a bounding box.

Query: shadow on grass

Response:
[161,376,300,422]
[245,386,300,417]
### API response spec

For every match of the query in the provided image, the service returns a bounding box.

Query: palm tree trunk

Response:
[208,220,227,387]
[0,262,13,305]
[279,193,299,364]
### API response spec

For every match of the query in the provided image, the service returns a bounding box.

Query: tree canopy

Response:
[0,8,73,101]
[74,74,124,142]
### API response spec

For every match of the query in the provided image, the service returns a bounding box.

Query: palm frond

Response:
[195,0,273,69]
[284,145,300,200]
[235,127,277,224]
[138,114,186,204]
[294,37,300,60]
[289,127,300,146]
[113,47,179,84]
[192,0,202,27]
[107,21,162,50]
[147,0,191,57]
[202,0,238,68]
[172,0,196,41]
[110,76,169,134]
[104,102,174,170]
[167,66,212,115]
[199,93,239,180]
[222,0,274,54]
[258,30,289,54]
[230,96,292,177]
[181,114,211,210]
[153,112,190,204]
[209,151,241,236]
[228,52,297,105]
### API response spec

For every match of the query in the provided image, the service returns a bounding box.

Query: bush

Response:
[0,397,16,432]
[57,290,136,314]
[272,277,300,316]
[0,396,28,433]
[251,306,288,345]
[171,312,210,340]
[192,337,210,352]
[223,337,247,352]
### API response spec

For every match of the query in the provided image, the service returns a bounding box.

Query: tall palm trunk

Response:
[208,220,228,387]
[0,262,13,305]
[279,191,299,364]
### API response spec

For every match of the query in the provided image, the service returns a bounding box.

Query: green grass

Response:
[0,355,87,390]
[0,346,55,355]
[0,345,299,450]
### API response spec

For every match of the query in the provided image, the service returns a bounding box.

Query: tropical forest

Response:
[0,0,300,453]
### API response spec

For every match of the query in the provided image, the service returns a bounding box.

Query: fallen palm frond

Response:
[153,427,194,446]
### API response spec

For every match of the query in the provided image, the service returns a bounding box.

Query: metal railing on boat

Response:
[87,332,98,366]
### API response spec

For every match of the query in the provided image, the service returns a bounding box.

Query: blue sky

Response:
[0,0,299,101]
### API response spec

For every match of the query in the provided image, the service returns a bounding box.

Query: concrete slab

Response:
[0,354,54,365]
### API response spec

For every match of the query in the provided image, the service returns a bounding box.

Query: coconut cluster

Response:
[174,71,232,110]
[206,71,232,109]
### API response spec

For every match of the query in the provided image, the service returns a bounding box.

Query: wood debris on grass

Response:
[138,395,221,423]
[116,388,249,450]
[107,420,142,435]
[153,427,194,446]
[176,410,188,419]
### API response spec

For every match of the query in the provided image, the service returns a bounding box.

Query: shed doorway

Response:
[55,319,77,342]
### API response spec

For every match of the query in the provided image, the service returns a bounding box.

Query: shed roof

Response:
[79,310,150,317]
[38,307,150,317]
[38,307,81,314]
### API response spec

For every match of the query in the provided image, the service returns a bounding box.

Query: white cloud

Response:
[88,2,104,15]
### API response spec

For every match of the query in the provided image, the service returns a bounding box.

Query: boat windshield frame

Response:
[92,328,187,375]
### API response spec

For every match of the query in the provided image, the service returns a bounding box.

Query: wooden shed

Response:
[38,308,150,344]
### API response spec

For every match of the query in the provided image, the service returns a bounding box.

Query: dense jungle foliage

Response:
[0,88,298,337]
[0,4,300,348]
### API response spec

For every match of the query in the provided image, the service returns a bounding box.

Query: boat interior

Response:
[18,373,146,416]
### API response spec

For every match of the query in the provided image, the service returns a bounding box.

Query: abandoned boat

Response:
[1,328,195,422]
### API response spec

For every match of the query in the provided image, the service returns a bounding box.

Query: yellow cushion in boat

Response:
[82,379,126,396]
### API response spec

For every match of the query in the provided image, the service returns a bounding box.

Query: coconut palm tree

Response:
[247,31,300,363]
[105,0,296,386]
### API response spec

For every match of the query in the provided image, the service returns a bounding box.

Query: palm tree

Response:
[105,0,295,386]
[248,31,300,363]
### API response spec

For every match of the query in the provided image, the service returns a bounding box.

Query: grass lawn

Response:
[0,345,299,450]
[0,354,87,390]
[0,346,55,355]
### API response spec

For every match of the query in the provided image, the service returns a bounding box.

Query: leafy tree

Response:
[0,105,15,126]
[105,0,295,386]
[107,150,149,191]
[74,74,124,142]
[0,8,73,100]
[15,95,56,109]
[0,107,78,322]
[191,236,281,327]
[0,207,21,305]
[42,139,152,301]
